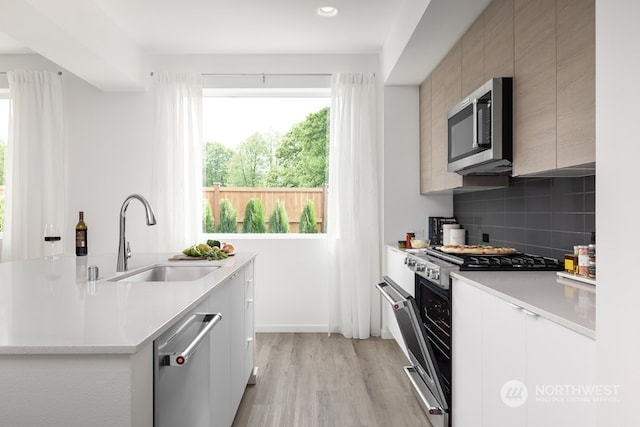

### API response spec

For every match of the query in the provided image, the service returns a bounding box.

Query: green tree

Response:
[203,141,234,186]
[268,200,289,233]
[299,200,317,233]
[229,133,271,187]
[242,198,266,233]
[268,107,329,188]
[0,196,4,232]
[203,199,215,233]
[217,199,237,233]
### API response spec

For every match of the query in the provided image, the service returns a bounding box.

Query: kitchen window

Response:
[202,76,330,235]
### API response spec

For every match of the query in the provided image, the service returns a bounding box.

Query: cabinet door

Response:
[481,292,527,427]
[244,260,256,385]
[384,248,416,358]
[420,75,433,194]
[556,0,595,169]
[430,61,446,192]
[443,43,464,190]
[484,0,514,79]
[229,269,247,413]
[451,279,483,427]
[513,0,557,176]
[208,282,232,427]
[525,314,596,427]
[461,14,485,96]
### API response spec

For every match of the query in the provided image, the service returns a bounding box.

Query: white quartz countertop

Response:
[0,252,256,355]
[451,270,596,339]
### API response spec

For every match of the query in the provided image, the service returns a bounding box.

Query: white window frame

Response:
[202,75,331,239]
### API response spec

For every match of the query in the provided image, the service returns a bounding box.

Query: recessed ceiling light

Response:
[317,6,339,17]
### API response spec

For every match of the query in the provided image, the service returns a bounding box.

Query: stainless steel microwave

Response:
[447,77,513,175]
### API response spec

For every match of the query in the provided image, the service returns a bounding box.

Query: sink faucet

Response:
[117,194,157,272]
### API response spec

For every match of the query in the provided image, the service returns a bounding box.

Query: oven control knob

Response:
[416,263,426,272]
[430,269,440,280]
[407,258,416,267]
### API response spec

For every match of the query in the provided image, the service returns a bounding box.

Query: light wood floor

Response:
[231,333,432,427]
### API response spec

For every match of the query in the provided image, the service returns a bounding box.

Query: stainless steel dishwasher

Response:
[154,303,222,427]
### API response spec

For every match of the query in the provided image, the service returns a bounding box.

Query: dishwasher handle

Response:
[161,313,222,367]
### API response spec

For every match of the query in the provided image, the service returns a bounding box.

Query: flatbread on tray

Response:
[439,245,518,255]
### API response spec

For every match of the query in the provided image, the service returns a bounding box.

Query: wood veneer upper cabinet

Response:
[513,0,557,176]
[443,42,464,189]
[556,0,595,168]
[430,61,447,192]
[484,0,514,79]
[419,76,433,194]
[462,14,485,96]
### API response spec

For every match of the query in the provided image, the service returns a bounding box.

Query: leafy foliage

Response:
[203,199,215,233]
[204,142,233,186]
[217,199,238,233]
[267,107,329,188]
[242,198,266,233]
[228,133,272,187]
[0,196,3,232]
[268,200,289,233]
[299,200,317,233]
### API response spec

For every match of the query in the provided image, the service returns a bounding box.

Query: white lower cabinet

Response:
[383,247,416,357]
[208,278,232,427]
[452,278,595,427]
[208,260,257,427]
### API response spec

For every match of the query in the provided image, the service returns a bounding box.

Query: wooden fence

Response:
[204,184,327,233]
[0,185,326,233]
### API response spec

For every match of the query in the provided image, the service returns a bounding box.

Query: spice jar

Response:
[577,245,589,277]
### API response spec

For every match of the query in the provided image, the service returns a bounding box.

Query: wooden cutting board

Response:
[168,253,235,261]
[439,245,518,255]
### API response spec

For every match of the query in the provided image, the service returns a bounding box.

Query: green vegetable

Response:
[206,239,221,248]
[204,247,228,261]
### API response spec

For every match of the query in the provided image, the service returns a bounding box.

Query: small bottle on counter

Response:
[577,245,589,277]
[75,211,88,256]
[406,232,415,249]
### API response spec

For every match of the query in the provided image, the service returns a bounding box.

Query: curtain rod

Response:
[0,71,63,75]
[150,72,331,77]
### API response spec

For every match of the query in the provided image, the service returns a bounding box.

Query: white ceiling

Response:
[0,0,491,90]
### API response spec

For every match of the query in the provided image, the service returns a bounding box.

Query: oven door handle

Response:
[376,281,408,310]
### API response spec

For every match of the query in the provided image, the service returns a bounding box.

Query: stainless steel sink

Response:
[110,265,220,282]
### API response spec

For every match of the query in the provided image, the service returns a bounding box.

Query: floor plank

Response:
[232,333,432,427]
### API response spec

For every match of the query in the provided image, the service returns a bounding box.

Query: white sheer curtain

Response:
[327,72,381,339]
[151,72,203,251]
[2,70,66,261]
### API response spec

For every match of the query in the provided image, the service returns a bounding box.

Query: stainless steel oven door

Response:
[377,276,449,427]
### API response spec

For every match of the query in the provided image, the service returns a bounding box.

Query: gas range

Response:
[404,246,564,290]
[404,250,458,290]
[425,247,564,272]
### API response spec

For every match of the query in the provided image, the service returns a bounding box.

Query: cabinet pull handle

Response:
[508,302,539,317]
[520,308,538,317]
[246,298,254,303]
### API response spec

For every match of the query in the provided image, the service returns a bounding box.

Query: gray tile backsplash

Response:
[453,176,595,261]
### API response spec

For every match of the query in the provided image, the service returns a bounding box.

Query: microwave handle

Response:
[472,98,478,149]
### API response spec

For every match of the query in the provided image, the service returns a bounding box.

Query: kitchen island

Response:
[0,252,256,426]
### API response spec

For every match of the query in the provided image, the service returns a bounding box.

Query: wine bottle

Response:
[75,211,88,256]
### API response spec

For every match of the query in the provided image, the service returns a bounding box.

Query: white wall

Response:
[382,85,452,245]
[596,1,640,425]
